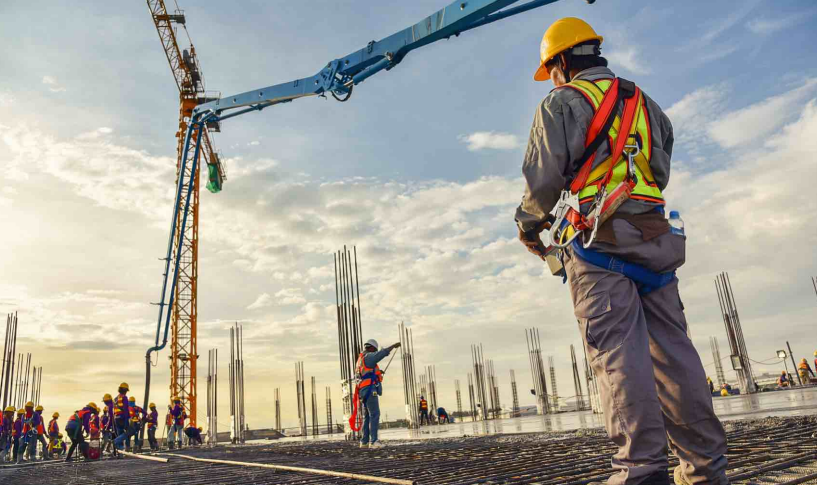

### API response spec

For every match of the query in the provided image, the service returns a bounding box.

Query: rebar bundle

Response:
[334,246,363,440]
[398,322,419,429]
[486,359,500,418]
[13,352,33,409]
[454,379,463,420]
[206,348,218,445]
[525,328,550,415]
[570,344,587,411]
[311,376,319,437]
[548,356,559,413]
[228,323,245,443]
[710,336,727,388]
[425,365,438,417]
[325,387,333,434]
[470,344,490,420]
[295,361,307,436]
[466,372,477,421]
[274,388,281,432]
[510,370,520,418]
[1,312,19,409]
[715,272,756,393]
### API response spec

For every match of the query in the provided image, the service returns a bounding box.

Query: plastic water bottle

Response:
[668,210,685,236]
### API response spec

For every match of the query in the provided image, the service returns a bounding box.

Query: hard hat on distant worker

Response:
[129,397,136,403]
[814,351,817,356]
[25,401,34,408]
[802,358,808,363]
[364,339,379,350]
[198,427,203,432]
[534,17,603,82]
[4,406,14,413]
[87,402,100,413]
[17,409,24,415]
[119,382,129,391]
[149,403,156,409]
[52,412,59,418]
[103,393,112,402]
[35,405,43,412]
[173,396,181,402]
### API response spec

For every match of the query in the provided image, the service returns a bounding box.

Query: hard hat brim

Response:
[534,63,551,82]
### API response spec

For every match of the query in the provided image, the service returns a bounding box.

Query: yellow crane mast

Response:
[147,0,226,427]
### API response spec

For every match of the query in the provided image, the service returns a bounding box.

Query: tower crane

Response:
[142,0,591,436]
[145,0,226,428]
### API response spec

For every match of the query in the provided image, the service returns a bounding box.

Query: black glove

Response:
[391,342,401,349]
[518,216,554,258]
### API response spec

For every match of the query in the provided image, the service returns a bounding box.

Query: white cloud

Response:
[680,0,763,52]
[458,131,521,151]
[274,288,306,305]
[42,75,66,93]
[746,9,817,35]
[708,79,817,148]
[248,140,260,146]
[606,47,652,75]
[247,293,272,310]
[0,91,14,106]
[665,83,729,152]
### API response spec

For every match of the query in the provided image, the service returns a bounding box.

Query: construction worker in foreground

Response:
[0,406,13,462]
[515,18,727,485]
[418,396,430,426]
[356,338,400,448]
[168,396,186,449]
[146,403,159,450]
[18,401,34,461]
[437,407,450,424]
[65,402,99,462]
[112,382,131,450]
[798,358,814,385]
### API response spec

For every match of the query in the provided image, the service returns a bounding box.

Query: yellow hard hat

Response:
[52,412,60,418]
[198,427,202,431]
[814,351,817,356]
[129,397,136,403]
[58,433,63,438]
[119,382,129,391]
[4,406,14,413]
[87,402,100,413]
[802,358,808,363]
[149,403,156,408]
[17,409,24,415]
[534,17,603,82]
[25,401,34,408]
[35,405,44,412]
[173,396,181,402]
[103,393,112,401]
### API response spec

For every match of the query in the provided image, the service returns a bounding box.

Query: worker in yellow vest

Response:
[515,18,727,485]
[798,358,814,385]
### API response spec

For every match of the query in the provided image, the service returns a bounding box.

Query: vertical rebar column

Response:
[455,379,463,421]
[716,272,755,393]
[274,388,281,432]
[471,344,490,420]
[570,345,586,411]
[326,387,333,434]
[295,362,307,436]
[510,370,519,418]
[467,372,477,421]
[710,336,726,389]
[310,376,318,437]
[548,356,559,413]
[399,322,419,429]
[526,328,550,415]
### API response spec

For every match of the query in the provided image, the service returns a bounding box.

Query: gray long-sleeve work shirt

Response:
[515,67,674,232]
[362,347,393,369]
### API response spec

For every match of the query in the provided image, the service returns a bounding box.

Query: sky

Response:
[1,0,816,432]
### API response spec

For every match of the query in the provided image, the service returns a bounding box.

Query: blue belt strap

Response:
[359,371,378,403]
[570,239,675,295]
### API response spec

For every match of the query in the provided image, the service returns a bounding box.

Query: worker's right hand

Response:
[392,342,401,349]
[518,218,552,258]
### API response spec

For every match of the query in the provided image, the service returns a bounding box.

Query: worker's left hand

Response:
[518,218,552,258]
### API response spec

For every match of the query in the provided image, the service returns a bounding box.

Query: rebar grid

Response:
[5,416,817,484]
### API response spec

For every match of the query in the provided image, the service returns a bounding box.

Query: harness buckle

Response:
[582,185,607,249]
[548,191,583,250]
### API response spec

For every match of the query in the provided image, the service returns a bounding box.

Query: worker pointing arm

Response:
[356,339,400,449]
[515,18,726,485]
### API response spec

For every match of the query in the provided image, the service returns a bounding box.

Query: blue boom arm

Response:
[193,0,566,122]
[144,0,587,428]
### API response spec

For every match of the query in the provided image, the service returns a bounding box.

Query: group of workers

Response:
[417,397,450,425]
[0,381,205,464]
[778,353,817,388]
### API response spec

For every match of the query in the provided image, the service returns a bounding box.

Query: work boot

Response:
[368,441,383,449]
[359,442,368,448]
[168,442,174,450]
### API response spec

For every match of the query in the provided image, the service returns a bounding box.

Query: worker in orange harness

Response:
[47,412,60,458]
[355,339,400,449]
[798,358,814,385]
[515,18,727,485]
[418,396,430,426]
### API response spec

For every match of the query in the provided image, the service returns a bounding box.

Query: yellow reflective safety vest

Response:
[561,78,665,206]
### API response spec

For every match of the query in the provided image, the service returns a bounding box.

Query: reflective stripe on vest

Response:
[355,353,382,389]
[420,400,428,411]
[114,394,126,417]
[560,79,664,206]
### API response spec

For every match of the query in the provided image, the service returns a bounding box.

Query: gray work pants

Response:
[360,394,380,444]
[564,219,728,485]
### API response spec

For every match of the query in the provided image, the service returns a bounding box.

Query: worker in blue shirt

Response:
[356,339,400,449]
[437,407,450,424]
